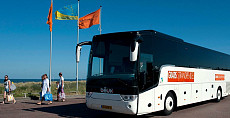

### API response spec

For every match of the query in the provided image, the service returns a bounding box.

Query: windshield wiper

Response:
[92,73,103,76]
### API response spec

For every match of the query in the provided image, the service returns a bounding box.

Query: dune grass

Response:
[0,81,86,97]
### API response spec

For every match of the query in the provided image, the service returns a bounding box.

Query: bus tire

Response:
[216,88,222,102]
[163,92,175,115]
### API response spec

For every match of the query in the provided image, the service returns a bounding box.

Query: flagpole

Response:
[76,0,80,92]
[100,6,102,35]
[50,30,52,88]
[99,6,102,74]
[49,0,53,92]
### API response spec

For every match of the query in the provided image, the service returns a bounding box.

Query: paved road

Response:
[0,95,230,118]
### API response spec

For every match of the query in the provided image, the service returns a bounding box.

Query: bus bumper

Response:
[86,93,137,115]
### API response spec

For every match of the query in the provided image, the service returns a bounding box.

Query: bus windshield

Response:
[89,39,136,77]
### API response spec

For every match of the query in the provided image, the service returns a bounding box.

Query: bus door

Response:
[138,53,155,114]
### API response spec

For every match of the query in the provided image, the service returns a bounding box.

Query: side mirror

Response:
[130,41,139,61]
[76,46,82,63]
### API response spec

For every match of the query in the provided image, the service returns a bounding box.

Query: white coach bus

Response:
[77,30,230,115]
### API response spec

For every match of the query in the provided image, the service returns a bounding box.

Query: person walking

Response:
[57,72,65,102]
[1,75,16,104]
[37,74,52,105]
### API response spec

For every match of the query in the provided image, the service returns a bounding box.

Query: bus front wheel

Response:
[163,92,175,115]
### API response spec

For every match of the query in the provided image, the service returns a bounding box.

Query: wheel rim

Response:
[166,96,174,111]
[217,90,221,100]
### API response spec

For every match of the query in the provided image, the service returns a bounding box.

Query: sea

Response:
[0,79,86,83]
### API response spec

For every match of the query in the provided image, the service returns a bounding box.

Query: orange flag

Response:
[79,8,101,29]
[47,2,53,32]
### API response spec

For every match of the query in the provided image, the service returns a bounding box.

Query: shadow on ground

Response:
[22,103,133,118]
[22,98,225,118]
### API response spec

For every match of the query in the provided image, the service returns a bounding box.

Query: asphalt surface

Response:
[0,95,229,118]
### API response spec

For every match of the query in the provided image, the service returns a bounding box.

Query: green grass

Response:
[0,81,86,97]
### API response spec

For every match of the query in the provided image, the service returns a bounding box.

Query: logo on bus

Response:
[100,87,113,94]
[168,71,194,82]
[215,74,225,81]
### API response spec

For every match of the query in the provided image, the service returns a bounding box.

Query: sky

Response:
[0,0,230,79]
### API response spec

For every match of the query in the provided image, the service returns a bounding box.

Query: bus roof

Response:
[93,30,230,56]
[93,30,184,43]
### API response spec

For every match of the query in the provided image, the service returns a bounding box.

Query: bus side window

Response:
[146,63,153,83]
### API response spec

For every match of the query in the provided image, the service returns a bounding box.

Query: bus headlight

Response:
[121,95,137,101]
[86,92,93,98]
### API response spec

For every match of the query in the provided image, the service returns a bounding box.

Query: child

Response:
[56,81,60,101]
[56,81,59,90]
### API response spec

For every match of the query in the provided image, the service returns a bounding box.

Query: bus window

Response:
[140,53,154,91]
[91,57,104,76]
[146,62,153,83]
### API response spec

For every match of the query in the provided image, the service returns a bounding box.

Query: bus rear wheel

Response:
[163,92,175,115]
[216,88,222,102]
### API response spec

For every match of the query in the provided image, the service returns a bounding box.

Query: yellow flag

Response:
[55,11,78,20]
